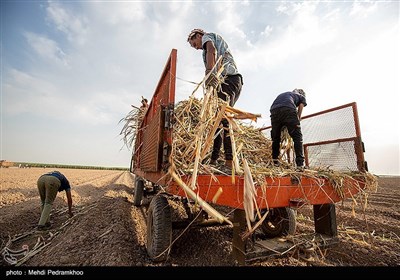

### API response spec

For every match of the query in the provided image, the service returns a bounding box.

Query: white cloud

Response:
[24,32,69,66]
[46,1,89,45]
[98,2,146,24]
[350,1,377,18]
[71,90,135,125]
[236,2,336,72]
[3,69,58,114]
[3,68,132,125]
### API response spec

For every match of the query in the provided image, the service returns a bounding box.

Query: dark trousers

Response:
[211,74,243,161]
[270,107,304,166]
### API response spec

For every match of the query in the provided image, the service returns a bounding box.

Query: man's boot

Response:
[225,160,233,169]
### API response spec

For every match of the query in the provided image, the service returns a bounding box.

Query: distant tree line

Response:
[13,162,128,171]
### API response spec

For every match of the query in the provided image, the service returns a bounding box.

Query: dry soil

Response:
[0,168,399,273]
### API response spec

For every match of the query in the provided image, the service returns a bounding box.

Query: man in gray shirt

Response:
[187,29,243,170]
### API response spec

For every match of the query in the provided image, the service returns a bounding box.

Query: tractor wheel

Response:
[133,178,144,206]
[260,207,296,238]
[146,194,172,262]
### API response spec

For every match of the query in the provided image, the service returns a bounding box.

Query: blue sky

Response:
[1,1,399,175]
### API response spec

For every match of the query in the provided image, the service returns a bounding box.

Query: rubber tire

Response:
[146,195,172,262]
[133,178,144,206]
[260,207,296,238]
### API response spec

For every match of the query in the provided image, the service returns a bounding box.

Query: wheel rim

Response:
[262,209,284,235]
[260,207,296,238]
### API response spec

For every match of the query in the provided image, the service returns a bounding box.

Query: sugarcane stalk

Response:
[170,167,232,225]
[228,118,242,174]
[200,103,227,160]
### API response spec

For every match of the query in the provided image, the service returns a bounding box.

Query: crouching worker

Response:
[37,171,73,230]
[270,89,307,169]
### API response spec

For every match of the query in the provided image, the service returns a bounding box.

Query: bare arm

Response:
[297,103,305,119]
[66,189,73,217]
[205,41,216,74]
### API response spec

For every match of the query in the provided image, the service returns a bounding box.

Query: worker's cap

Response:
[187,29,205,42]
[293,88,306,97]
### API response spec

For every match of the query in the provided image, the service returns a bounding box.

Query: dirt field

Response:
[1,167,399,271]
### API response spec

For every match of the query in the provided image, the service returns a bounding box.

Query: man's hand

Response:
[205,71,218,89]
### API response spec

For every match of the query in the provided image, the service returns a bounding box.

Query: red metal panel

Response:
[140,108,162,172]
[165,175,365,209]
[133,49,177,178]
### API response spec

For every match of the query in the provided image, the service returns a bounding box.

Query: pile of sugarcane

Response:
[172,95,272,174]
[169,92,296,179]
[119,87,378,192]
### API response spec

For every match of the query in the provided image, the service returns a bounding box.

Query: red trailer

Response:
[130,49,371,264]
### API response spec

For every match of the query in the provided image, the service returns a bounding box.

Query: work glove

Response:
[205,71,218,89]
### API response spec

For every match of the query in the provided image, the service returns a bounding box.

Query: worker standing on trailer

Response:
[36,171,73,230]
[270,89,307,170]
[187,28,243,170]
[138,96,149,125]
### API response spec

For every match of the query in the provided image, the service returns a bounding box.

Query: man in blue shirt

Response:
[270,89,307,168]
[187,29,243,170]
[37,171,73,230]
